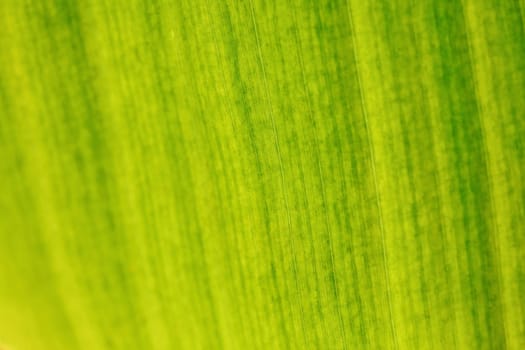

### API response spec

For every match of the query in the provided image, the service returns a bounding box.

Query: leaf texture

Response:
[0,0,524,349]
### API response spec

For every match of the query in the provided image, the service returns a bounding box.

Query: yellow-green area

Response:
[0,0,524,349]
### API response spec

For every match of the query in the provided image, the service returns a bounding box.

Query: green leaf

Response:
[0,0,524,349]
